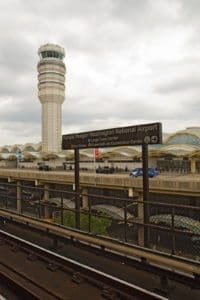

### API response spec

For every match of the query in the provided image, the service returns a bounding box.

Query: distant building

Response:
[1,126,200,157]
[37,43,66,153]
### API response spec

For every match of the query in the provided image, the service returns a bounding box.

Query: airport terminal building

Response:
[1,126,200,173]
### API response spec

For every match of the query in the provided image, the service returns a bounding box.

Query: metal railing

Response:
[0,181,199,260]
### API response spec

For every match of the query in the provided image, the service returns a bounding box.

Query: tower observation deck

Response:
[37,44,66,153]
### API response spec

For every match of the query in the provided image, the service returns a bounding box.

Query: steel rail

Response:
[0,229,167,300]
[0,262,61,300]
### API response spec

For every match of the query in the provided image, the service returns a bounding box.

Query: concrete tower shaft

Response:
[37,44,66,153]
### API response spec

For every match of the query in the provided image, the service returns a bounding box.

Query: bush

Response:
[55,211,112,235]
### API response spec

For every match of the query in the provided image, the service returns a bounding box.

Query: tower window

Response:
[41,51,64,60]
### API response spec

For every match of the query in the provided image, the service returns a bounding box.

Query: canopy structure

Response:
[1,127,200,161]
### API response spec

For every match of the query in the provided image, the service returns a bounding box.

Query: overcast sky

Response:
[0,0,200,146]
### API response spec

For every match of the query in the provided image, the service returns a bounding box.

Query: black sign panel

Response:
[62,122,162,149]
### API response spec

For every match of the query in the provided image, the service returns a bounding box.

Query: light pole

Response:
[16,150,23,168]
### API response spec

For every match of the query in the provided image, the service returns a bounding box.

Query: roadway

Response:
[3,167,200,179]
[1,168,200,193]
[0,167,199,179]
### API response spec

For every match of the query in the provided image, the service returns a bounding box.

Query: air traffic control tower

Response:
[37,44,66,153]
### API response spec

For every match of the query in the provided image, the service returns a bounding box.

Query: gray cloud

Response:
[154,76,200,94]
[0,0,200,145]
[180,0,200,22]
[0,37,34,72]
[0,99,40,123]
[111,0,180,27]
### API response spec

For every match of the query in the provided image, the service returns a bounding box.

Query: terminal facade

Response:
[1,126,200,173]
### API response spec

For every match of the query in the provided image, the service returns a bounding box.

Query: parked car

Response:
[40,165,51,171]
[129,168,143,177]
[38,162,51,171]
[96,166,115,174]
[129,167,159,178]
[148,167,159,177]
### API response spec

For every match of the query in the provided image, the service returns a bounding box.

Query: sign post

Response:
[16,150,23,168]
[142,143,150,246]
[74,148,80,229]
[62,122,162,235]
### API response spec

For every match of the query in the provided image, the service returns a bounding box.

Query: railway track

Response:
[0,209,199,278]
[0,209,200,299]
[0,230,167,300]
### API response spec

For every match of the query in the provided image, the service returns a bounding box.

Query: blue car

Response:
[129,167,159,178]
[129,168,143,177]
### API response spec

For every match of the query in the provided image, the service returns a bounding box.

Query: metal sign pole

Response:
[74,148,80,229]
[62,122,162,238]
[142,143,149,247]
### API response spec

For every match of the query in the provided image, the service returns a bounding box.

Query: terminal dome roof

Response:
[165,127,200,147]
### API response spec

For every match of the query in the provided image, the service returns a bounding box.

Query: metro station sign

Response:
[62,122,162,149]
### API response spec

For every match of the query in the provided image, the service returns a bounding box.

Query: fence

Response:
[0,181,199,260]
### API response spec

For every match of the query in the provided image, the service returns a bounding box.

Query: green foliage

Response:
[55,211,112,235]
